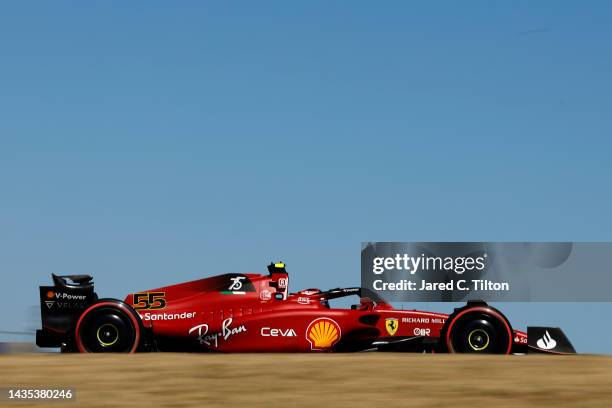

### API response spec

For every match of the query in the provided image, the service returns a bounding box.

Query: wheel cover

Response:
[96,323,119,347]
[467,328,490,351]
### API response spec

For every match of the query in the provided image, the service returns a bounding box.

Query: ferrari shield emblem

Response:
[385,318,399,336]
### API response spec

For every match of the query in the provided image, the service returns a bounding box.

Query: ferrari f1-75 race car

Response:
[36,263,576,354]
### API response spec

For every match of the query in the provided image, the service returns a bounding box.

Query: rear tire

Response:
[75,300,141,353]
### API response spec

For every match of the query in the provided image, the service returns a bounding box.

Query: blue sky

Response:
[1,2,611,352]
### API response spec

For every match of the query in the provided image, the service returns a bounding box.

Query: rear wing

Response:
[52,274,94,290]
[36,274,98,348]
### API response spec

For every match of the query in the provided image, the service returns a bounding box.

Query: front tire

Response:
[444,306,513,354]
[75,300,141,353]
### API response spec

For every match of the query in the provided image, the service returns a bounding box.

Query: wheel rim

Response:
[468,328,490,351]
[96,323,119,347]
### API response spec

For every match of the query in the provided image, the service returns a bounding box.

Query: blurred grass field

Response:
[1,353,611,408]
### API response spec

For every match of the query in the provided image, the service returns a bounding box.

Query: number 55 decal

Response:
[132,292,166,310]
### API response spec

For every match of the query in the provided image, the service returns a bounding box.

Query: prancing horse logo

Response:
[385,318,399,336]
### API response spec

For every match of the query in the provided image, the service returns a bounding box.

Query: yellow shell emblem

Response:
[306,318,341,350]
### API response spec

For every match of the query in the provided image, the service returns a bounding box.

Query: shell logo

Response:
[46,291,55,299]
[306,318,341,351]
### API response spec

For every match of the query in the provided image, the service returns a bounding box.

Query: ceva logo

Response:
[261,327,297,337]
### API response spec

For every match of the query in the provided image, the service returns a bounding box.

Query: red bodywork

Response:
[123,271,528,353]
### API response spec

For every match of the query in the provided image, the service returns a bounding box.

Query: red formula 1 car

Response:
[36,263,576,354]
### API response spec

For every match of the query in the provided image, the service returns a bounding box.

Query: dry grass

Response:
[1,353,611,408]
